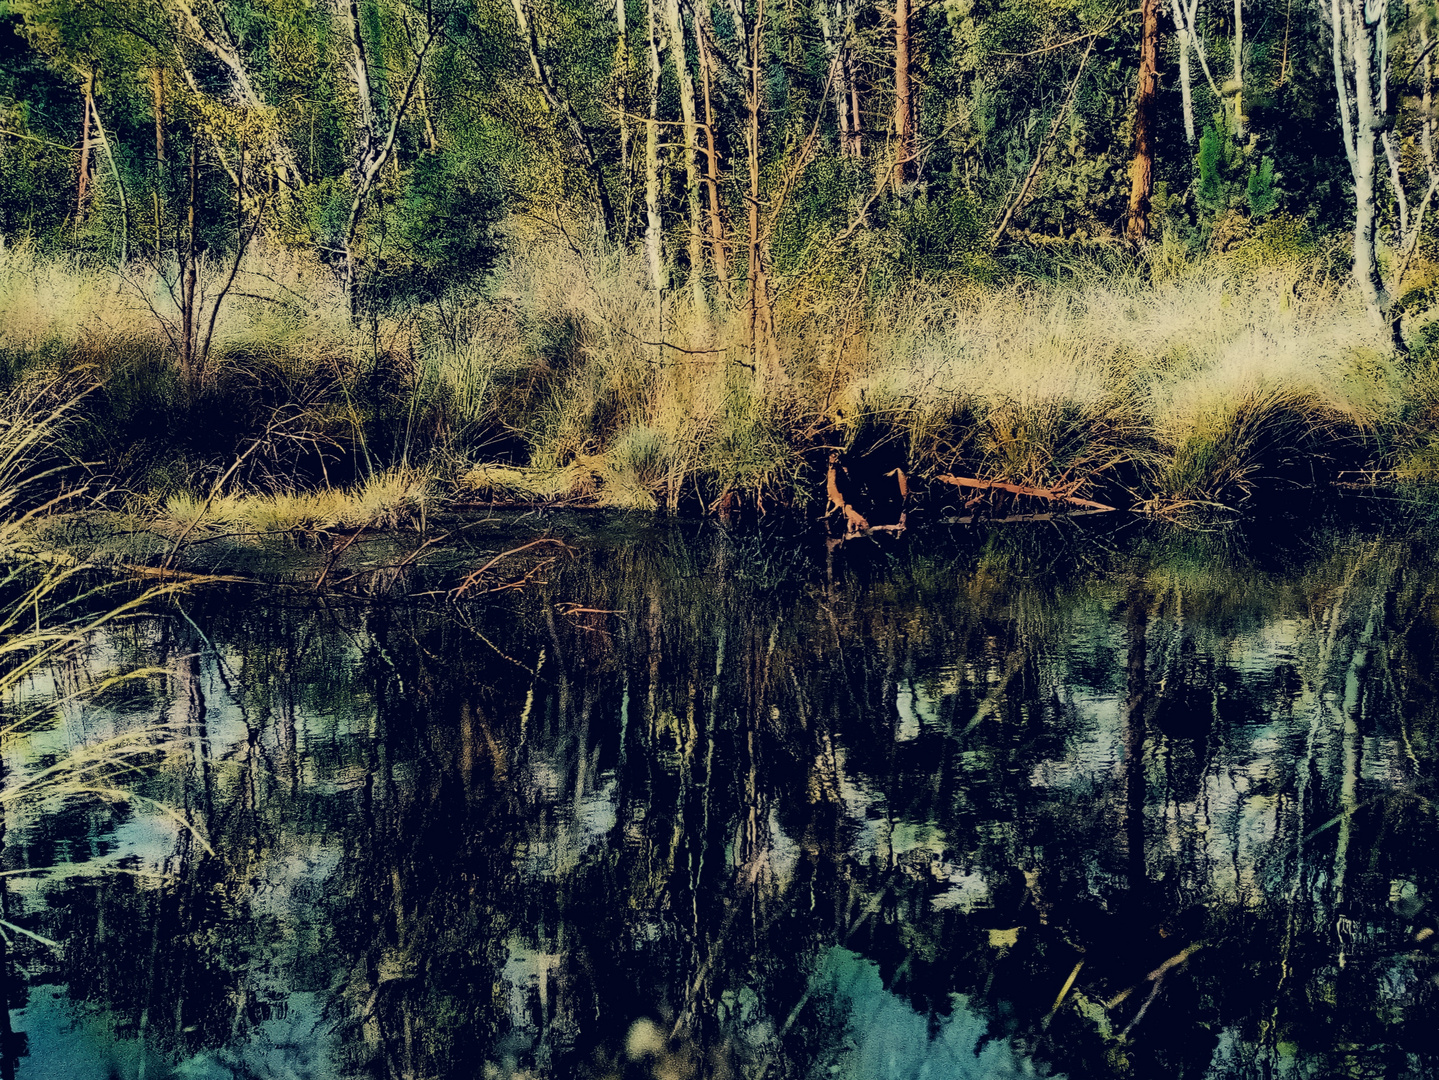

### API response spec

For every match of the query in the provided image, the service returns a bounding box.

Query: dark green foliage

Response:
[1197,123,1233,217]
[1246,155,1278,219]
[888,187,993,279]
[380,149,503,307]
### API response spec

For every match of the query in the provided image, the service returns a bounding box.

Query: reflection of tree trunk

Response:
[0,748,16,1080]
[1333,598,1379,966]
[1123,587,1150,889]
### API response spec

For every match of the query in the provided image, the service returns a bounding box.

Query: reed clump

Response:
[156,467,434,539]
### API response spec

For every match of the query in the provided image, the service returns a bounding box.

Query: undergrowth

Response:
[0,221,1434,527]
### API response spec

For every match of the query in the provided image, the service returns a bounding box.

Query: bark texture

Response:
[1125,0,1159,242]
[1330,0,1390,325]
[893,0,913,185]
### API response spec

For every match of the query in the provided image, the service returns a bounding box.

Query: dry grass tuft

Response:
[158,468,434,538]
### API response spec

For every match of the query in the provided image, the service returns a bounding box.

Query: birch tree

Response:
[339,0,439,306]
[662,0,706,311]
[643,0,665,294]
[1328,0,1391,327]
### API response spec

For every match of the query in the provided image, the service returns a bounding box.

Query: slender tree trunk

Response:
[342,0,376,301]
[152,67,166,162]
[818,0,854,156]
[1424,22,1434,176]
[1230,0,1246,138]
[1332,0,1390,325]
[1125,0,1160,242]
[695,19,731,299]
[663,0,705,312]
[152,67,165,246]
[893,0,913,186]
[341,21,438,309]
[849,48,863,157]
[88,94,130,269]
[1384,17,1439,299]
[347,0,375,135]
[644,0,665,295]
[1383,130,1409,239]
[747,0,763,347]
[615,0,630,230]
[1173,2,1195,142]
[181,140,198,385]
[77,72,93,226]
[416,71,438,150]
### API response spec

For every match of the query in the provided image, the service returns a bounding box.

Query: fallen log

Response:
[933,475,1115,513]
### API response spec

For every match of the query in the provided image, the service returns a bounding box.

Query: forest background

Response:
[1,0,1437,526]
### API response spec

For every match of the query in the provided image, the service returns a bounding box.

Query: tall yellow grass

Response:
[458,232,1410,511]
[0,225,1429,515]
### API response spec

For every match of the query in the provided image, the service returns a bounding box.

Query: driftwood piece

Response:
[826,453,871,535]
[933,474,1116,513]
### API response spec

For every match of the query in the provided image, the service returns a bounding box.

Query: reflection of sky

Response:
[16,988,336,1080]
[807,947,1046,1080]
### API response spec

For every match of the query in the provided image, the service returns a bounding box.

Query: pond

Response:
[4,504,1439,1079]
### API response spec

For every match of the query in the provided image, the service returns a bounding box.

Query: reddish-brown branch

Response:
[453,538,573,598]
[934,474,1116,512]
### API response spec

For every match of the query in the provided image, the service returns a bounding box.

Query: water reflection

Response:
[4,511,1439,1079]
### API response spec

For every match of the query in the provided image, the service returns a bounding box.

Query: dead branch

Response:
[934,474,1116,512]
[452,538,573,598]
[826,453,870,535]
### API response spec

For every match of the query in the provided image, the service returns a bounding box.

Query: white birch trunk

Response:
[1330,0,1389,326]
[1176,16,1195,143]
[663,0,705,312]
[818,0,854,154]
[1347,0,1389,321]
[644,0,666,295]
[1231,0,1245,137]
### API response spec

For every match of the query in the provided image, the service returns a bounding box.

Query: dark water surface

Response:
[7,506,1439,1079]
